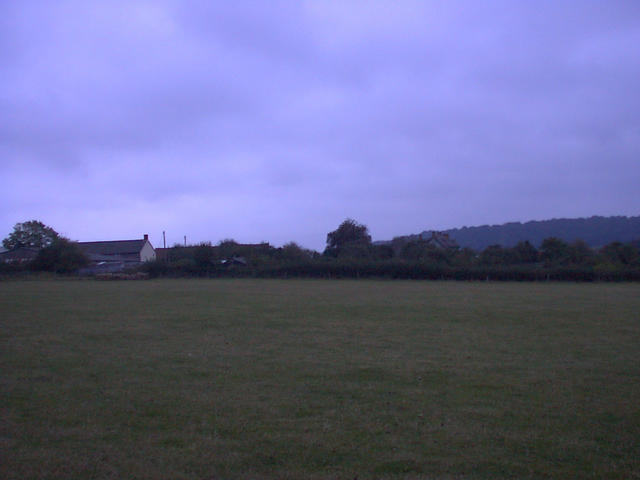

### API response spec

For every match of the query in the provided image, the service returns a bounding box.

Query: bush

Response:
[31,238,88,273]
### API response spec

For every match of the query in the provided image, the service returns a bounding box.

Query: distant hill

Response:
[374,216,640,251]
[438,216,640,250]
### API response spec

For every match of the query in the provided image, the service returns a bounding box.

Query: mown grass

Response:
[1,279,639,479]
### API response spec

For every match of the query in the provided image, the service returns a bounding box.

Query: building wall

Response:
[0,248,40,263]
[140,241,156,262]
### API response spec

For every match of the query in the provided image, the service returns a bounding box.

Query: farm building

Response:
[420,231,459,250]
[78,234,156,266]
[0,247,40,263]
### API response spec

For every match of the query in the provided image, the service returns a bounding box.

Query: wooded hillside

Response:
[440,216,640,250]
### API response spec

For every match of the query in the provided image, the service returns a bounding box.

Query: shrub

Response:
[31,238,88,273]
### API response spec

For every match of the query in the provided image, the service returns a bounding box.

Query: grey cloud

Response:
[1,1,639,250]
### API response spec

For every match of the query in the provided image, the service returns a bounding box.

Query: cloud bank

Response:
[2,1,639,249]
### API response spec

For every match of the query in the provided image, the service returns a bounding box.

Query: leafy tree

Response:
[166,244,193,263]
[336,241,372,259]
[193,242,215,267]
[217,239,240,258]
[424,245,453,265]
[390,236,411,257]
[513,241,538,263]
[371,244,394,260]
[479,245,514,265]
[31,238,88,273]
[399,240,427,261]
[451,247,477,267]
[567,240,594,265]
[599,242,639,265]
[324,219,372,258]
[540,237,570,265]
[3,220,59,250]
[279,242,314,262]
[399,241,448,264]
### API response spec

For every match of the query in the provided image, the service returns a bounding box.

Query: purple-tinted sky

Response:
[2,1,639,250]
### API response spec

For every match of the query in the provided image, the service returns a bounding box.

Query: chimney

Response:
[144,234,149,241]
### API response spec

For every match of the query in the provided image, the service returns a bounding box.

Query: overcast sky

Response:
[2,1,639,250]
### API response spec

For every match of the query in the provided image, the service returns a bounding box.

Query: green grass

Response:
[1,279,639,479]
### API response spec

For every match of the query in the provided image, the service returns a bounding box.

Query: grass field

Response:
[1,279,639,479]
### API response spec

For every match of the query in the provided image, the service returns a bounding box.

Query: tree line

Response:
[142,219,640,281]
[2,219,639,280]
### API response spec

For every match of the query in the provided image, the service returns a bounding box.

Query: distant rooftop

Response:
[78,239,147,256]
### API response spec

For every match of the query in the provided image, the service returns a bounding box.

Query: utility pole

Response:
[163,231,166,249]
[184,235,187,247]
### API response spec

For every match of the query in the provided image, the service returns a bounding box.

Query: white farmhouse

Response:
[78,234,156,265]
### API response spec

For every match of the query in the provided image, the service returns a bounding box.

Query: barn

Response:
[78,234,156,270]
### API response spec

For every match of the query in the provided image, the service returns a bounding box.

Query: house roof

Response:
[78,239,147,256]
[421,231,459,249]
[0,247,40,262]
